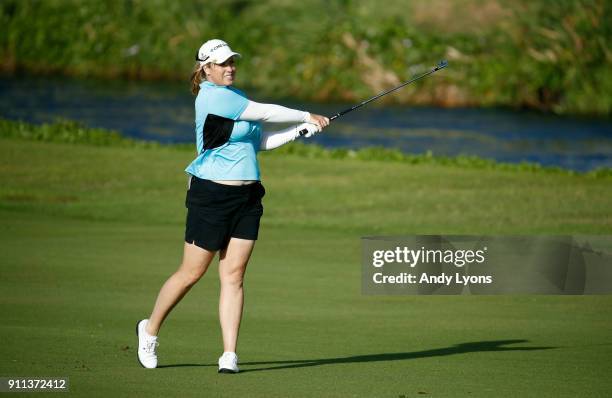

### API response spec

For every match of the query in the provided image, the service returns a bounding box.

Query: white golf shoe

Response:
[218,352,239,373]
[136,319,158,369]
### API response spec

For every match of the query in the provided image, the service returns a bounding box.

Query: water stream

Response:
[1,76,611,171]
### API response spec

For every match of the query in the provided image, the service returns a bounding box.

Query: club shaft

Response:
[331,65,444,120]
[300,61,447,136]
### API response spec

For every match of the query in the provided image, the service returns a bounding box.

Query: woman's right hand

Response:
[307,113,330,131]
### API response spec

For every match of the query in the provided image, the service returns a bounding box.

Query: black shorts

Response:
[185,176,265,251]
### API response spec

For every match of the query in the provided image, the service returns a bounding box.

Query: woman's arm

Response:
[259,123,321,151]
[240,100,310,123]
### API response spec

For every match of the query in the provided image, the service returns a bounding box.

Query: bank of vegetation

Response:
[1,0,610,115]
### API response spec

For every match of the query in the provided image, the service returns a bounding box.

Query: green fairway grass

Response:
[1,136,611,397]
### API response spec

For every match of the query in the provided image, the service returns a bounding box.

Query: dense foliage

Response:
[1,0,610,115]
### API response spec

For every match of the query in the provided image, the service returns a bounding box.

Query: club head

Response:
[437,59,449,69]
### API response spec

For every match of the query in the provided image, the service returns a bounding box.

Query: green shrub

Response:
[1,0,610,115]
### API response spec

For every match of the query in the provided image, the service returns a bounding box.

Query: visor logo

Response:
[209,43,228,53]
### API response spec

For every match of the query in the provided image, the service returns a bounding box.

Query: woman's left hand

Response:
[307,113,330,130]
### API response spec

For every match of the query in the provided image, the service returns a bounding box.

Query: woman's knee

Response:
[220,266,246,287]
[176,243,215,286]
[176,264,206,286]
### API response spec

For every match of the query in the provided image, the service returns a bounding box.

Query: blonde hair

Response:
[190,63,206,95]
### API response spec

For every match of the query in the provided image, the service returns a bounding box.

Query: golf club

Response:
[300,59,449,136]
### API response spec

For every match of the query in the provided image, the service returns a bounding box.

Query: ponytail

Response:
[190,63,206,95]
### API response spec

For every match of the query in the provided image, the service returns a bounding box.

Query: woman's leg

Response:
[146,242,217,336]
[218,237,256,352]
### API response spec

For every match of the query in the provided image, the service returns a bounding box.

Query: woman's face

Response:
[205,57,236,86]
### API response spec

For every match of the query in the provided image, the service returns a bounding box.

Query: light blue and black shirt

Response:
[185,81,262,180]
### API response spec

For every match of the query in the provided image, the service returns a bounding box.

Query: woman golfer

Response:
[136,39,329,373]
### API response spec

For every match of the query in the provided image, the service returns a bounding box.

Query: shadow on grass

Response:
[157,339,557,372]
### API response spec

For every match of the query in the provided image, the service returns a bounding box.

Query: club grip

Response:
[300,115,335,137]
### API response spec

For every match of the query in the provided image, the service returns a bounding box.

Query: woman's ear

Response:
[203,64,212,76]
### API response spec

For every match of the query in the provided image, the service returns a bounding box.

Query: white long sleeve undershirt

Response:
[238,100,317,151]
[240,100,310,123]
[259,123,319,151]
